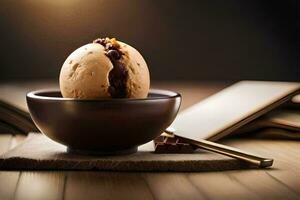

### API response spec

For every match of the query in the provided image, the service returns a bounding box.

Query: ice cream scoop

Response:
[59,38,150,99]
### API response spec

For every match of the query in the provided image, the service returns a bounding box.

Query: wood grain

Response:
[142,173,206,200]
[265,171,300,196]
[0,134,20,200]
[187,172,259,200]
[64,172,154,200]
[227,170,299,200]
[0,171,20,200]
[14,172,65,200]
[226,139,300,199]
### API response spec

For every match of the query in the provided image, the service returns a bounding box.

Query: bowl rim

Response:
[27,89,181,102]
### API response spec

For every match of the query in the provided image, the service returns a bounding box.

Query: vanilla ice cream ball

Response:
[59,38,150,99]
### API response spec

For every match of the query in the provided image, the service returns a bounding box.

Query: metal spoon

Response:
[163,127,273,168]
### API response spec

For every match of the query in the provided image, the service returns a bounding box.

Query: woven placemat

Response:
[0,133,254,171]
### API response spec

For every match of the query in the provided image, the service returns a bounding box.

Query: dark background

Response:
[0,0,299,82]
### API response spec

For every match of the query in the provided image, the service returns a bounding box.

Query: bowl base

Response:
[67,146,138,155]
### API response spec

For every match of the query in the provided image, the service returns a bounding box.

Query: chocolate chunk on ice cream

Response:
[59,37,150,99]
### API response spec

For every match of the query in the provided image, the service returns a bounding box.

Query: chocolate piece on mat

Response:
[154,135,196,153]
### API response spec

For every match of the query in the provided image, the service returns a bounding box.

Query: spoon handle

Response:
[176,135,273,168]
[162,130,273,168]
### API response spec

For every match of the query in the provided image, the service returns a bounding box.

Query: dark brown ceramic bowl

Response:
[26,89,181,155]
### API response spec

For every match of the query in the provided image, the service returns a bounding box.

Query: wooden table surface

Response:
[0,81,300,200]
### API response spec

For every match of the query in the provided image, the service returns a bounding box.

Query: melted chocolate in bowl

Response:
[93,38,128,98]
